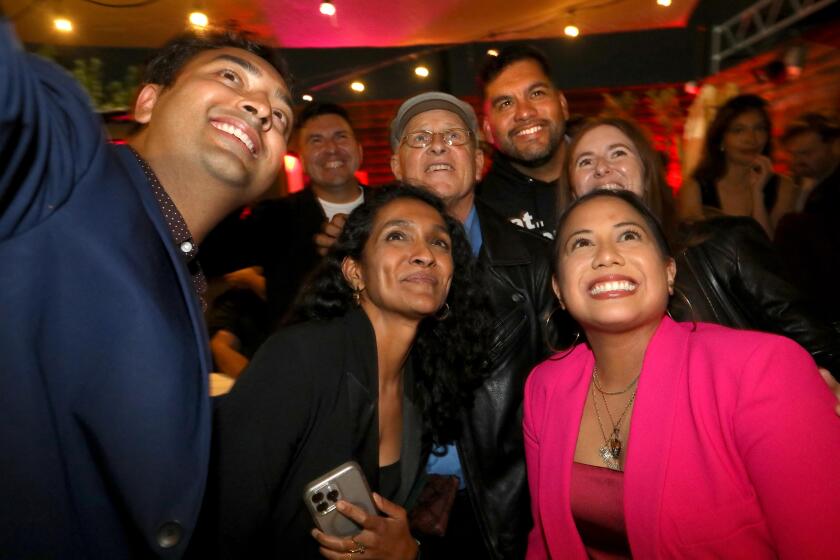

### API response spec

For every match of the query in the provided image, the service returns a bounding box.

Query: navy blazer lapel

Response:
[113,145,212,375]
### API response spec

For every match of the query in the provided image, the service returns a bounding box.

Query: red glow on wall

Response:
[284,155,305,193]
[354,170,369,185]
[650,132,684,192]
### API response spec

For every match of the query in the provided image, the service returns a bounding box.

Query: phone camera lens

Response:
[316,501,328,513]
[311,492,324,503]
[327,490,339,502]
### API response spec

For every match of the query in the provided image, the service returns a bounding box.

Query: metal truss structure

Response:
[710,0,838,73]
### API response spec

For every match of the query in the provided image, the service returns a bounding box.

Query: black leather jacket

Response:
[671,216,840,375]
[456,201,563,559]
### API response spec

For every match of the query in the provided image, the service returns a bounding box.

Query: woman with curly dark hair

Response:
[678,94,797,236]
[206,183,491,559]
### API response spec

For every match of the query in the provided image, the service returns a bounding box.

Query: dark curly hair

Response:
[692,94,772,187]
[142,28,291,89]
[293,183,492,446]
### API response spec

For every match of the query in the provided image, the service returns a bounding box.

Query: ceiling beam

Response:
[710,0,837,73]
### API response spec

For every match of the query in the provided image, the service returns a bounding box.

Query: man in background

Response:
[776,113,840,323]
[207,102,366,376]
[388,92,557,559]
[478,45,569,239]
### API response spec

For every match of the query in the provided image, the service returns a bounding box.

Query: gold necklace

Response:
[591,367,638,470]
[592,365,640,395]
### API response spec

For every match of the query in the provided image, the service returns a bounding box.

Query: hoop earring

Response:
[666,285,698,332]
[545,306,582,358]
[434,302,451,321]
[547,330,581,360]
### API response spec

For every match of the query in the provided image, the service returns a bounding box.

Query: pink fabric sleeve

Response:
[733,336,840,558]
[523,369,550,560]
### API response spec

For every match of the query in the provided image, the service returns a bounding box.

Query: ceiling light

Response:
[302,94,314,102]
[414,66,430,78]
[319,0,336,16]
[350,81,365,93]
[564,24,579,38]
[53,17,73,33]
[657,0,672,6]
[487,49,499,57]
[189,11,209,28]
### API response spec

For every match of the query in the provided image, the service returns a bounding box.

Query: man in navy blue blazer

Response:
[0,15,293,558]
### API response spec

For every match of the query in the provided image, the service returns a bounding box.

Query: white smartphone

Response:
[303,461,377,537]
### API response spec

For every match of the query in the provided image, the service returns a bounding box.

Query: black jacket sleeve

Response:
[688,217,840,375]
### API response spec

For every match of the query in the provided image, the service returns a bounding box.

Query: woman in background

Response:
[678,94,796,236]
[205,184,490,559]
[559,116,840,375]
[524,189,840,558]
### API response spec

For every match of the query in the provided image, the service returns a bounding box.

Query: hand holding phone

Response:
[310,492,420,560]
[303,461,376,537]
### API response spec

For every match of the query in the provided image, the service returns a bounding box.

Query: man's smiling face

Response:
[482,59,567,168]
[134,46,293,202]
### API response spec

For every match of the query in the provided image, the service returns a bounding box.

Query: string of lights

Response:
[9,0,675,98]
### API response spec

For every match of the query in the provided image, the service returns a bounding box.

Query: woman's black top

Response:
[698,173,779,213]
[379,460,402,503]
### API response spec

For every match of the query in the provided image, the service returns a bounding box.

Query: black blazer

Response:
[206,309,424,558]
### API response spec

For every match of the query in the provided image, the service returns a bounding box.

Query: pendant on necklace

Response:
[608,431,622,459]
[598,444,620,470]
[598,430,622,470]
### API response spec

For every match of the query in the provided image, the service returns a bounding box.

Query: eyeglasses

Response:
[401,128,472,148]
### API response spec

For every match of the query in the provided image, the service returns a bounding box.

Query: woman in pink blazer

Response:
[524,189,840,559]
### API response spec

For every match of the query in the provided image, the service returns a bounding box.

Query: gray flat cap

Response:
[389,91,479,151]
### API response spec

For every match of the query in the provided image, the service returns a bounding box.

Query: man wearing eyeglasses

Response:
[389,92,559,558]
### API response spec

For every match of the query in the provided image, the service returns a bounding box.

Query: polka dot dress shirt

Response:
[131,149,208,311]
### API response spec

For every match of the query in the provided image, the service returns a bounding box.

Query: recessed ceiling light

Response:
[320,0,336,16]
[53,17,73,33]
[189,11,209,28]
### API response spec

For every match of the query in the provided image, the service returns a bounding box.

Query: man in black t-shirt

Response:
[477,45,569,239]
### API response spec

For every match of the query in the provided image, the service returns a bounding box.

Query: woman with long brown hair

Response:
[677,94,797,236]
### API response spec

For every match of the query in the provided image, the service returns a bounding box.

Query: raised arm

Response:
[676,178,705,223]
[0,19,104,240]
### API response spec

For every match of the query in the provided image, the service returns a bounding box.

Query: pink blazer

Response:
[523,317,840,559]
